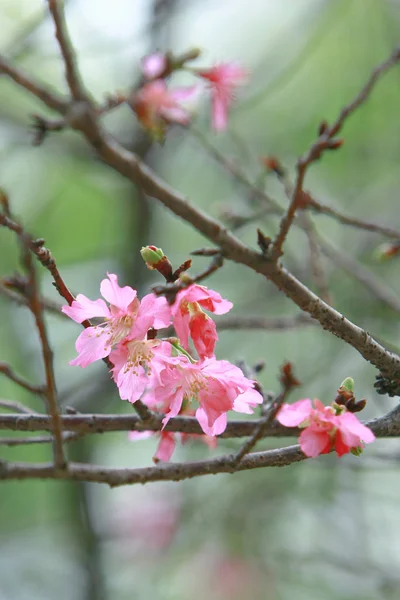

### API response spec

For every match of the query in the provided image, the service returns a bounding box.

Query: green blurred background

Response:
[1,0,400,598]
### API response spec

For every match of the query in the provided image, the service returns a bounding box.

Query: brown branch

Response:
[0,431,79,446]
[271,45,400,258]
[298,212,331,303]
[47,0,88,101]
[1,212,152,421]
[0,399,39,414]
[216,313,314,331]
[46,98,400,379]
[1,278,66,316]
[0,445,306,486]
[0,404,397,486]
[1,213,66,468]
[317,234,400,313]
[233,391,288,464]
[0,362,46,397]
[0,54,68,113]
[1,403,399,439]
[309,199,400,240]
[0,412,293,438]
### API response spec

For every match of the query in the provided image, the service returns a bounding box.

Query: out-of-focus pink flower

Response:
[62,273,170,367]
[197,62,248,131]
[172,284,232,358]
[111,339,172,404]
[277,398,375,458]
[147,355,262,435]
[129,404,217,462]
[141,52,168,79]
[131,80,197,138]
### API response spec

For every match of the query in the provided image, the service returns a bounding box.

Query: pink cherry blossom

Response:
[62,273,171,368]
[188,311,218,359]
[197,63,248,131]
[111,339,172,404]
[141,52,168,80]
[131,80,197,135]
[148,355,262,435]
[277,398,375,458]
[129,404,217,462]
[172,283,232,357]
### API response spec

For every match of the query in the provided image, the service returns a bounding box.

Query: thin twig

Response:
[233,392,287,464]
[47,0,88,101]
[0,431,79,446]
[0,363,46,397]
[0,211,66,468]
[309,199,400,239]
[317,234,400,313]
[23,241,66,468]
[0,279,66,316]
[0,54,67,113]
[233,362,299,463]
[271,45,400,258]
[0,213,151,421]
[216,313,314,331]
[0,399,39,414]
[298,212,332,304]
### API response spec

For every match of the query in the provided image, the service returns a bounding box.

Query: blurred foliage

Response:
[1,0,400,599]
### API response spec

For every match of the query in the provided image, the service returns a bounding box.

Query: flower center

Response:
[109,314,134,345]
[184,370,208,401]
[124,340,154,375]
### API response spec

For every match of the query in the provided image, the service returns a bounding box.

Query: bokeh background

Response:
[2,0,400,598]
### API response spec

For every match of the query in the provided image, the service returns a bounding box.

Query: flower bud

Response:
[140,245,166,268]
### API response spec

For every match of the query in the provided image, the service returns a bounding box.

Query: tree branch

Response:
[46,0,88,101]
[0,54,68,113]
[271,45,400,258]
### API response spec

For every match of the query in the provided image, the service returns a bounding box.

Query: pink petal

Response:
[196,407,227,436]
[211,94,229,131]
[299,428,331,458]
[139,293,172,329]
[141,52,167,79]
[128,431,154,442]
[173,309,191,349]
[232,389,263,414]
[160,105,191,125]
[69,326,112,367]
[170,85,199,103]
[162,388,185,428]
[115,365,148,403]
[62,295,110,323]
[177,285,233,315]
[154,432,176,462]
[334,430,351,457]
[100,273,136,312]
[189,313,218,359]
[338,412,376,445]
[276,399,313,427]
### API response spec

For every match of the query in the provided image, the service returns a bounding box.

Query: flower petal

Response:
[299,428,331,458]
[69,326,111,367]
[154,432,176,462]
[196,407,227,436]
[277,399,313,427]
[62,295,109,323]
[100,273,136,311]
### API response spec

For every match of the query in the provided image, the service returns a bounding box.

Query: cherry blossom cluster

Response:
[62,253,263,461]
[129,49,248,139]
[63,249,375,462]
[277,397,375,457]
